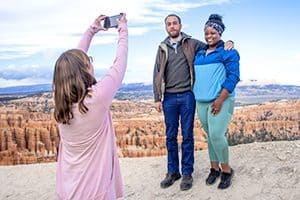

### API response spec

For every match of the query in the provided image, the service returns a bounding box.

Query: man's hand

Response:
[155,102,162,113]
[224,40,234,50]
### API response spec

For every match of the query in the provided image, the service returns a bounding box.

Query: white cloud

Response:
[0,64,53,79]
[0,78,51,88]
[0,0,236,87]
[291,52,300,64]
[239,51,300,86]
[0,0,229,59]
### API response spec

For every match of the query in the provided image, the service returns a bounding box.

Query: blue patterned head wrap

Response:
[205,14,225,35]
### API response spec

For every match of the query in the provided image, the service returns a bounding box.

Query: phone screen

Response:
[104,14,122,29]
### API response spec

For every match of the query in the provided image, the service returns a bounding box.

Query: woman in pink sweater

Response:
[53,13,128,200]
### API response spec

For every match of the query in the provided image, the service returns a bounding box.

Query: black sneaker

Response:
[180,174,193,191]
[206,168,221,185]
[218,169,234,189]
[160,173,181,188]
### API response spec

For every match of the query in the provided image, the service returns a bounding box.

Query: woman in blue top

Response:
[193,14,240,189]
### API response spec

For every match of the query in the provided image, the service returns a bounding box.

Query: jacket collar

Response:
[197,40,225,56]
[162,32,192,45]
[204,40,224,50]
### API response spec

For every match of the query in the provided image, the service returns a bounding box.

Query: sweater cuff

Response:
[118,23,127,32]
[89,25,98,35]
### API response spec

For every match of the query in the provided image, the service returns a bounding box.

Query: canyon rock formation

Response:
[0,92,299,165]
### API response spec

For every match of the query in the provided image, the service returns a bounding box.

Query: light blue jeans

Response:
[196,97,234,163]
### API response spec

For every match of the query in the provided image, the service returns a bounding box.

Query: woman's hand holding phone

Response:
[90,15,107,33]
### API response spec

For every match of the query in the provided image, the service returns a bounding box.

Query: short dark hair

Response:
[164,14,181,24]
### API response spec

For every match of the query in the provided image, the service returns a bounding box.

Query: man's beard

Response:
[169,31,180,38]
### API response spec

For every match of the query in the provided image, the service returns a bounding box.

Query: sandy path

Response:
[1,140,300,200]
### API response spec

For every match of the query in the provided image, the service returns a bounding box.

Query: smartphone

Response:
[104,14,122,29]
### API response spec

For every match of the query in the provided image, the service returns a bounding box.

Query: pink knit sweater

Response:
[56,23,128,200]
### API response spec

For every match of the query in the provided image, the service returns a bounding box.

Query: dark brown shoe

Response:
[160,173,181,188]
[180,174,193,191]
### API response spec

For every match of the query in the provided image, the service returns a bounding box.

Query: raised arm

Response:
[97,14,128,107]
[77,15,107,52]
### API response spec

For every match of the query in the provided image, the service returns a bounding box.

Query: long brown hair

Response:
[53,49,97,124]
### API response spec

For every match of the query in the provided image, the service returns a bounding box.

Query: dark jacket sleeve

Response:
[153,47,161,102]
[193,39,206,52]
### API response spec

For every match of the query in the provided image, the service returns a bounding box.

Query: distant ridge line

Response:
[1,82,300,95]
[0,83,300,105]
[0,84,51,95]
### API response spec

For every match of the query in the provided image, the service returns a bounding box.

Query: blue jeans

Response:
[163,91,195,175]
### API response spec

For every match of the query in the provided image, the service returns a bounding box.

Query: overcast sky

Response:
[0,0,299,87]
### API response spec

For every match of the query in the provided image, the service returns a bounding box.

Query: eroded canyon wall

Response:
[0,93,299,165]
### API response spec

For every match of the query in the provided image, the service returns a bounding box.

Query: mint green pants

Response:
[196,97,234,163]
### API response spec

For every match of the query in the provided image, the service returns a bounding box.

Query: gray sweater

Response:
[153,32,206,102]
